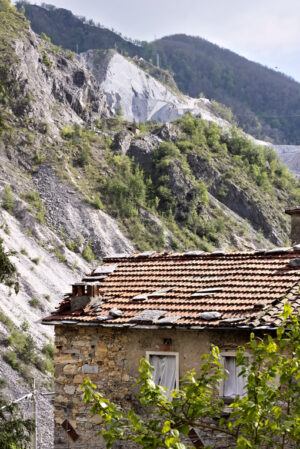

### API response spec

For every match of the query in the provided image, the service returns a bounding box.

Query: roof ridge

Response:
[102,246,300,261]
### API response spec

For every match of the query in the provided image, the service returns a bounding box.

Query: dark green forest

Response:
[17,2,300,144]
[155,35,300,144]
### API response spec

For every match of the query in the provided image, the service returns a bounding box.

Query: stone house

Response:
[43,210,300,449]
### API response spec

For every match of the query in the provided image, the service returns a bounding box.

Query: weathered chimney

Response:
[285,207,300,245]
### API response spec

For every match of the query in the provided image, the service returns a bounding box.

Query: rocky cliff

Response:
[79,50,229,126]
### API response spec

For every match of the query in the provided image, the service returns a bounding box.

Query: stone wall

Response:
[53,325,250,449]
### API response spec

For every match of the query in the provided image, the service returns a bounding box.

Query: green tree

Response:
[83,304,300,449]
[0,392,34,449]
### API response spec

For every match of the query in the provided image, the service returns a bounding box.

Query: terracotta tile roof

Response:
[43,248,300,329]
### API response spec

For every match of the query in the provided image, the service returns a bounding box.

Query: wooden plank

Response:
[188,428,204,448]
[62,419,79,442]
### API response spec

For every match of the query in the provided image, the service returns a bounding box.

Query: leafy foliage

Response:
[23,190,46,223]
[0,239,18,293]
[83,304,300,449]
[2,185,14,213]
[16,1,138,55]
[56,114,300,251]
[82,240,95,262]
[0,392,34,449]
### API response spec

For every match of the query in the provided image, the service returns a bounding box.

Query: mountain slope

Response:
[155,34,300,144]
[16,2,138,54]
[1,3,300,445]
[18,2,300,145]
[79,50,229,125]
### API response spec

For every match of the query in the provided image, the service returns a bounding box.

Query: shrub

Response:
[82,240,95,262]
[54,246,66,263]
[42,343,54,359]
[0,240,19,293]
[28,298,40,308]
[21,319,29,332]
[2,185,14,212]
[24,190,46,223]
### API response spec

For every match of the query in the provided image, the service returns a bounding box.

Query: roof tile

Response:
[43,250,300,328]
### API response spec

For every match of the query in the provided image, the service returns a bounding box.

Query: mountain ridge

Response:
[17,2,300,144]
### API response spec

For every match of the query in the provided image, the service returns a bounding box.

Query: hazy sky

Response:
[25,0,300,82]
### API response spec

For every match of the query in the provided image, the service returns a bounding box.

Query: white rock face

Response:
[13,30,110,137]
[273,145,300,177]
[80,51,229,126]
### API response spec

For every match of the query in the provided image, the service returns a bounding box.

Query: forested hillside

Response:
[16,2,140,54]
[18,2,300,144]
[155,35,300,144]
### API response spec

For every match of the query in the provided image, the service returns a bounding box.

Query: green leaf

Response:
[162,420,171,434]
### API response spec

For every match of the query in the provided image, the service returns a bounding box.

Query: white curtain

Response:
[223,356,247,397]
[150,355,176,391]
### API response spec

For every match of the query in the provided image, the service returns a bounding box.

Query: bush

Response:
[82,240,95,262]
[2,185,14,212]
[28,298,40,308]
[0,240,18,293]
[24,190,46,223]
[42,343,54,359]
[54,246,66,263]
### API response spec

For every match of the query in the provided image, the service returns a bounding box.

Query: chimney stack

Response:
[285,207,300,245]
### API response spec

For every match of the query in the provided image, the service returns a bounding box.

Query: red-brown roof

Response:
[43,248,300,329]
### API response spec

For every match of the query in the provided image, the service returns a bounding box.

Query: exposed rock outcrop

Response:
[187,154,283,244]
[9,29,110,136]
[79,50,229,125]
[32,165,134,257]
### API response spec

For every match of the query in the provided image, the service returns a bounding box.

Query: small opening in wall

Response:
[91,345,95,349]
[163,338,172,346]
[56,345,62,350]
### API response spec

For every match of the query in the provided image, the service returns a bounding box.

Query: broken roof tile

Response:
[93,265,118,275]
[132,294,148,301]
[131,309,167,323]
[43,249,300,328]
[156,316,181,325]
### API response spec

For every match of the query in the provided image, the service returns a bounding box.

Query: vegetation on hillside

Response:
[16,1,139,55]
[54,114,299,252]
[0,239,19,293]
[1,0,299,254]
[0,385,34,449]
[0,309,53,380]
[18,2,300,144]
[155,34,300,144]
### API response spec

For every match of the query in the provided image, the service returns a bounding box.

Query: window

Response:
[220,353,247,399]
[146,351,179,390]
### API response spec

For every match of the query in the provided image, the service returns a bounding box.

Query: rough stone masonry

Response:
[53,325,249,449]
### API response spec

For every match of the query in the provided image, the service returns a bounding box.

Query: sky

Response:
[24,0,300,83]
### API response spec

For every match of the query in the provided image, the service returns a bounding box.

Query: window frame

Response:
[219,350,249,400]
[146,351,179,389]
